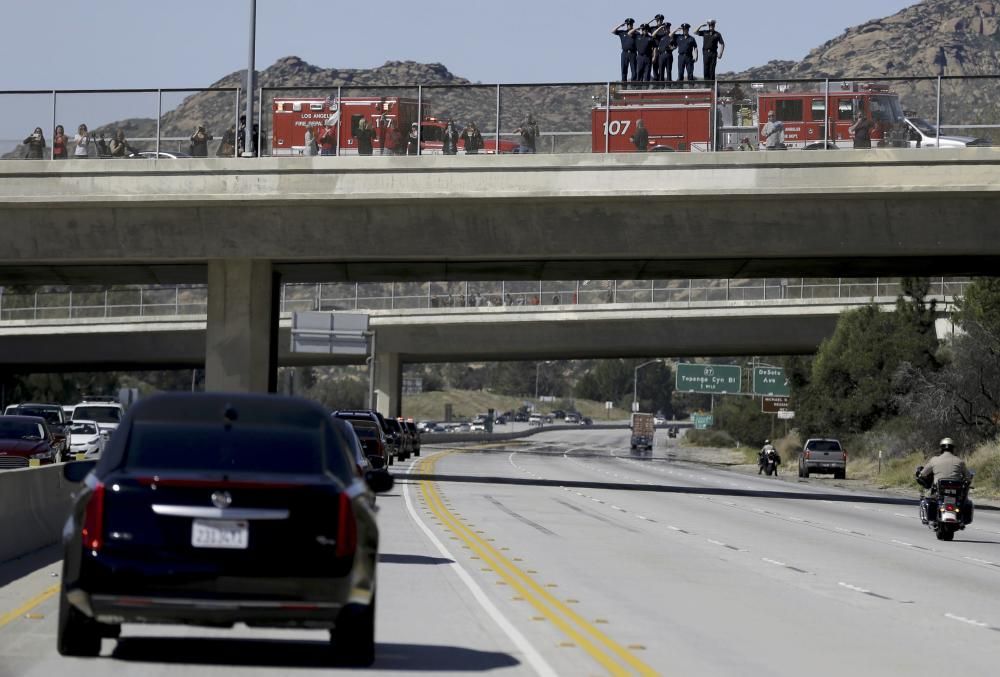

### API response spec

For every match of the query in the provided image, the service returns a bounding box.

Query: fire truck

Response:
[271,96,517,155]
[591,82,907,152]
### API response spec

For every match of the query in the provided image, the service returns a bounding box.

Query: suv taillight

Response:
[804,451,811,459]
[843,450,848,461]
[335,492,357,558]
[81,482,105,551]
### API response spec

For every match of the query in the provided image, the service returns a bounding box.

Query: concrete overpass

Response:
[0,150,994,394]
[0,298,955,414]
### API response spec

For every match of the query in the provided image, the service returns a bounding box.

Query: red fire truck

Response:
[591,82,906,152]
[271,97,517,155]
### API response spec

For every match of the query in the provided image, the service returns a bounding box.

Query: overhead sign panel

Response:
[291,311,369,356]
[753,367,790,397]
[761,396,791,414]
[692,414,714,429]
[675,363,742,395]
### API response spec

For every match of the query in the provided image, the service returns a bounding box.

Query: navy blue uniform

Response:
[615,29,637,82]
[675,35,697,81]
[696,29,724,80]
[634,33,655,83]
[654,30,674,82]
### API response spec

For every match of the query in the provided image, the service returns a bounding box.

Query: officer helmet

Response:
[764,439,770,445]
[654,14,664,21]
[939,437,955,452]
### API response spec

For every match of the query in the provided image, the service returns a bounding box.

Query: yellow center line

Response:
[418,452,658,676]
[0,584,59,630]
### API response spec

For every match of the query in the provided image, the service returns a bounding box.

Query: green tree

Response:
[715,396,772,447]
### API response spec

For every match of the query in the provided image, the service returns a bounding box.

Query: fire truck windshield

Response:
[871,96,904,124]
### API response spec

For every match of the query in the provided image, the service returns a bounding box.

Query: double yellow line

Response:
[417,452,658,676]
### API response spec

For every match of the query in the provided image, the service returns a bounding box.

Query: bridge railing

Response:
[0,278,969,321]
[2,75,996,160]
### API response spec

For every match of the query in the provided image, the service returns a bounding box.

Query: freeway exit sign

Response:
[753,367,790,397]
[675,363,742,395]
[692,414,714,429]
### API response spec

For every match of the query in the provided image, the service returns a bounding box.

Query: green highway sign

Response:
[753,367,790,397]
[692,414,714,429]
[676,363,742,395]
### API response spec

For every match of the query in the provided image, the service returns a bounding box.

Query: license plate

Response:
[191,519,249,549]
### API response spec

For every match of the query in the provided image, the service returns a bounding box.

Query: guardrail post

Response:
[726,278,730,302]
[256,87,263,157]
[604,82,611,154]
[416,86,423,155]
[174,286,179,315]
[838,278,842,298]
[0,287,3,319]
[688,278,692,306]
[935,76,942,148]
[613,280,617,304]
[495,84,501,154]
[823,79,830,148]
[139,287,144,317]
[68,290,73,319]
[711,79,718,152]
[234,88,241,157]
[51,91,57,160]
[315,283,321,311]
[104,289,108,318]
[335,85,342,157]
[391,283,396,309]
[33,291,37,321]
[156,89,162,156]
[354,283,359,310]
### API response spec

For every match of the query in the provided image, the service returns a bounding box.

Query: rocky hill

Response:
[5,0,997,158]
[726,0,1000,126]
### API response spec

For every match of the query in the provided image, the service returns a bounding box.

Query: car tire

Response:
[936,526,955,541]
[57,588,103,657]
[802,466,810,478]
[331,594,376,667]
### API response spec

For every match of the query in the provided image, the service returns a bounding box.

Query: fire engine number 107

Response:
[603,120,632,136]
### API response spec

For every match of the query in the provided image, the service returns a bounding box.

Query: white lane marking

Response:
[610,505,626,512]
[944,613,990,628]
[403,455,558,677]
[668,525,683,532]
[892,539,914,547]
[762,558,787,567]
[636,515,648,521]
[838,582,871,594]
[707,539,726,546]
[894,513,909,518]
[963,556,995,566]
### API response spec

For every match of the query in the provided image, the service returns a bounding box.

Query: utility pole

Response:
[242,0,257,157]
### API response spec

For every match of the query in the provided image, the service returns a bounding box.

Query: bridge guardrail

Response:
[1,75,997,160]
[0,278,970,322]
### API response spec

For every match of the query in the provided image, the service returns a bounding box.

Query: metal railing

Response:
[1,75,997,160]
[0,278,970,322]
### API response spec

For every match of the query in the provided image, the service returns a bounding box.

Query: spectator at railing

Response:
[237,115,258,157]
[461,122,483,154]
[95,132,111,158]
[217,125,237,157]
[189,125,213,157]
[22,127,46,159]
[109,129,136,158]
[631,119,649,151]
[355,118,375,156]
[514,115,540,154]
[761,111,784,150]
[442,120,459,156]
[385,121,404,156]
[318,124,337,156]
[303,126,318,156]
[73,124,93,159]
[850,111,873,149]
[407,123,419,155]
[52,125,69,160]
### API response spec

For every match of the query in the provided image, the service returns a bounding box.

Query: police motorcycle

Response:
[915,466,975,541]
[758,444,780,476]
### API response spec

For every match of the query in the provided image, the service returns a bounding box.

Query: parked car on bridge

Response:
[57,393,392,665]
[0,416,58,469]
[903,117,991,148]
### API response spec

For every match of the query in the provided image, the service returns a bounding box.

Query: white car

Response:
[71,400,125,439]
[904,117,991,148]
[68,420,104,458]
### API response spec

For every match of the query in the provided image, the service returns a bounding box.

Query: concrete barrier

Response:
[0,465,75,563]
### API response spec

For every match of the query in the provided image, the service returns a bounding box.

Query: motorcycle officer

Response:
[759,439,776,475]
[916,437,970,523]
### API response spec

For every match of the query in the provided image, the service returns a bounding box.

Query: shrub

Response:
[684,429,736,448]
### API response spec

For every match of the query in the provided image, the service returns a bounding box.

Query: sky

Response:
[0,0,916,146]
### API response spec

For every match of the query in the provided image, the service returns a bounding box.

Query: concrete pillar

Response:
[375,351,401,417]
[205,259,279,393]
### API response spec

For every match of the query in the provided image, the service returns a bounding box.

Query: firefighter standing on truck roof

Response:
[673,24,698,82]
[695,20,725,81]
[612,18,638,83]
[651,17,674,83]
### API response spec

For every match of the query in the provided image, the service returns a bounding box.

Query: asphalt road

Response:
[2,428,999,676]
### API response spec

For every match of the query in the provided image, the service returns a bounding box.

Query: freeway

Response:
[2,428,999,675]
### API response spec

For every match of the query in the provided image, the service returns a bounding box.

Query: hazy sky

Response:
[0,0,916,148]
[4,0,916,88]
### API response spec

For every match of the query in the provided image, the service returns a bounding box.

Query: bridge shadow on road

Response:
[403,473,999,511]
[111,637,520,671]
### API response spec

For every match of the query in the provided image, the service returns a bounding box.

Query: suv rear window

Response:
[12,407,62,425]
[125,421,327,475]
[805,440,843,452]
[74,406,122,424]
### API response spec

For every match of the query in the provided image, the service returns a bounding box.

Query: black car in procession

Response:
[58,393,392,665]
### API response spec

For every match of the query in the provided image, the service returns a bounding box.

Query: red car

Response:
[0,415,58,469]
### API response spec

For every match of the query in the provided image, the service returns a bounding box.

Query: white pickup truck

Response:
[903,117,991,148]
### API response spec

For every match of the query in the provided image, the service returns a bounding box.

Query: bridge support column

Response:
[374,351,401,417]
[205,259,279,393]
